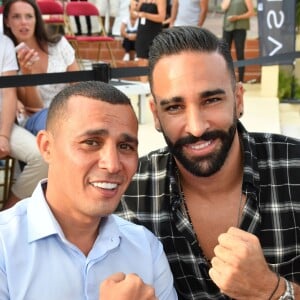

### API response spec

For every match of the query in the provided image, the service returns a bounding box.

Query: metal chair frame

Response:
[64,1,116,67]
[0,157,15,207]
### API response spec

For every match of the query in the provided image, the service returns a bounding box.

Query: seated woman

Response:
[0,34,48,210]
[3,0,80,135]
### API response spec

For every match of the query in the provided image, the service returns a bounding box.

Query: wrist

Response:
[277,278,295,300]
[268,273,281,300]
[0,134,10,141]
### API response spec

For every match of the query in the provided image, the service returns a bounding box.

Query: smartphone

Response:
[15,42,39,62]
[15,42,29,53]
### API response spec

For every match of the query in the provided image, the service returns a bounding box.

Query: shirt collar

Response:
[237,121,261,196]
[26,180,121,249]
[27,179,60,243]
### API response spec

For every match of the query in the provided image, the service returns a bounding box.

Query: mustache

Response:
[174,130,229,147]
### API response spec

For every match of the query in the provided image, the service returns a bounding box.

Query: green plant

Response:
[278,70,300,101]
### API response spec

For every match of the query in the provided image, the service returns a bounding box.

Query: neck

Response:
[55,208,100,256]
[46,194,100,256]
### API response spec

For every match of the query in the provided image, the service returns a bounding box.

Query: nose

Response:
[185,105,209,137]
[20,16,28,23]
[97,144,122,174]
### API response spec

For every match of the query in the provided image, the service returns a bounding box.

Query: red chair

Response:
[37,0,65,33]
[64,1,116,66]
[0,6,3,13]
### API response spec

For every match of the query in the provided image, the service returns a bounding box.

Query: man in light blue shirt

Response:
[0,81,177,300]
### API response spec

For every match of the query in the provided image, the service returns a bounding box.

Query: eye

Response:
[12,14,21,19]
[165,104,183,113]
[83,139,100,147]
[119,142,137,152]
[204,97,221,105]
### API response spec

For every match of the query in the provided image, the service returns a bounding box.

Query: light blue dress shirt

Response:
[0,180,177,300]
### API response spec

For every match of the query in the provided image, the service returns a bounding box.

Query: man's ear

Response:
[235,82,244,119]
[36,130,52,163]
[149,97,162,132]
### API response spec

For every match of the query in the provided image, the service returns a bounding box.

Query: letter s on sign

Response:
[267,10,284,29]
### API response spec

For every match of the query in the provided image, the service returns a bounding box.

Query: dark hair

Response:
[148,26,236,89]
[46,81,135,130]
[3,0,61,52]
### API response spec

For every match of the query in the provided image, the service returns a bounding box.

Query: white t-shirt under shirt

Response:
[0,35,18,107]
[174,0,201,27]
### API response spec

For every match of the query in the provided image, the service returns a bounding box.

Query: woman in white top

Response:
[0,34,48,209]
[3,0,79,133]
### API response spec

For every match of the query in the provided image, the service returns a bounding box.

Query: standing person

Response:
[117,27,300,299]
[71,0,92,36]
[0,34,48,210]
[3,0,80,135]
[221,0,255,82]
[120,1,138,61]
[162,0,172,28]
[96,0,120,36]
[0,81,178,300]
[133,0,166,81]
[170,0,208,27]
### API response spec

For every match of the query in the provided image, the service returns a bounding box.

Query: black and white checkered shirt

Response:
[116,122,300,300]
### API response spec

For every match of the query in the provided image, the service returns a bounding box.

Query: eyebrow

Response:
[159,88,226,107]
[82,129,138,146]
[200,88,226,98]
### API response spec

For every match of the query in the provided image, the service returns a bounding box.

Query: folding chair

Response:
[64,1,116,67]
[37,0,65,34]
[0,157,15,208]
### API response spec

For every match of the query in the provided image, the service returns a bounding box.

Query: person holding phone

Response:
[0,34,48,210]
[3,0,79,135]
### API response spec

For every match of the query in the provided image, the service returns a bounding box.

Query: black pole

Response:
[92,63,111,83]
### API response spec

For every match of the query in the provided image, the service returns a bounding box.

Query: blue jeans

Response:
[25,108,48,136]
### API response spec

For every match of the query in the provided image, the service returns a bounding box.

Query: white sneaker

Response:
[123,53,130,61]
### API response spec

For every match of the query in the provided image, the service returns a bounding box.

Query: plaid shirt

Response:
[116,122,300,300]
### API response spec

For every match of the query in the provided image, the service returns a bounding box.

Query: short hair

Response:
[46,81,135,131]
[148,26,236,90]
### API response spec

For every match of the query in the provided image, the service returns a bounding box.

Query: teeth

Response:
[91,182,117,190]
[191,140,212,150]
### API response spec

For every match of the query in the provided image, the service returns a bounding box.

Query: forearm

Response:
[1,88,17,138]
[138,0,166,23]
[170,0,178,25]
[120,24,127,38]
[137,10,166,23]
[221,0,231,11]
[198,0,208,27]
[234,11,255,20]
[17,86,44,109]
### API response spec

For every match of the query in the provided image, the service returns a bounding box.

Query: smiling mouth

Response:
[90,182,118,190]
[189,140,213,150]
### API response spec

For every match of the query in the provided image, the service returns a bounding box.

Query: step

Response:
[73,36,262,83]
